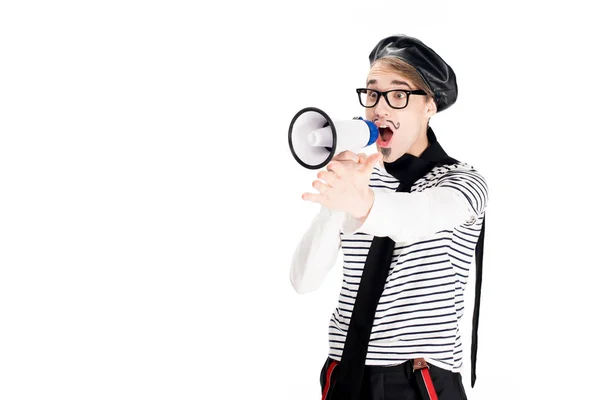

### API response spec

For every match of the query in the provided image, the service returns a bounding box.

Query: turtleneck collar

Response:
[381,126,457,187]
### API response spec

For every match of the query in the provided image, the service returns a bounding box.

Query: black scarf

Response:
[328,127,485,399]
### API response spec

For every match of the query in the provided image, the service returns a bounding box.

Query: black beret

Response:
[368,34,457,112]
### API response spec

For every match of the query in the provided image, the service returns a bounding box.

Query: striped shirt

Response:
[290,160,488,373]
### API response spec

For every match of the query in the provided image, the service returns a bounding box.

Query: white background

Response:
[1,1,599,399]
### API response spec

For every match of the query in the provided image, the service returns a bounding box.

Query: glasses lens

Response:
[388,90,408,108]
[359,89,379,107]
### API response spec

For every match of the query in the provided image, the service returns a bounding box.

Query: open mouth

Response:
[377,126,394,147]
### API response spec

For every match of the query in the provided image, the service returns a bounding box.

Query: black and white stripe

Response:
[328,162,488,373]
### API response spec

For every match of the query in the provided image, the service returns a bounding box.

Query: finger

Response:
[361,152,382,173]
[332,150,359,163]
[357,153,367,164]
[326,160,349,177]
[330,160,357,170]
[301,192,327,205]
[317,170,339,187]
[312,179,330,194]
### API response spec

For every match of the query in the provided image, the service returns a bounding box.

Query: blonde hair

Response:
[371,56,435,99]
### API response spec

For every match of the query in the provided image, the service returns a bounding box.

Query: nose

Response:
[373,94,390,118]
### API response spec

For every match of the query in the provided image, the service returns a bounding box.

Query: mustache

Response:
[375,118,400,130]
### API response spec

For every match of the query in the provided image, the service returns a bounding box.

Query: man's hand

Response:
[302,150,382,219]
[330,150,367,170]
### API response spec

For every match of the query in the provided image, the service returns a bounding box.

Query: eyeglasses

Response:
[356,88,427,109]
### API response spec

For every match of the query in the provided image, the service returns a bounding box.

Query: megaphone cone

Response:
[288,107,379,170]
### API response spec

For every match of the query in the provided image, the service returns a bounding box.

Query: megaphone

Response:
[288,107,379,170]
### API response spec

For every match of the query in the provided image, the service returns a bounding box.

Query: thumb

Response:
[357,153,367,164]
[361,152,382,173]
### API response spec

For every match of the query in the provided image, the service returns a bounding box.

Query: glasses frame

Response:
[355,88,428,109]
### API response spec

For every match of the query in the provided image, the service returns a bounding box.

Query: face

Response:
[364,62,437,164]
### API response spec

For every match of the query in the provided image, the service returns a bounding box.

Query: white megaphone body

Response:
[288,107,379,169]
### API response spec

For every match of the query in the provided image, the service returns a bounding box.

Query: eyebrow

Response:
[366,79,411,88]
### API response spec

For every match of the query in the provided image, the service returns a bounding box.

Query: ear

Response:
[425,96,437,117]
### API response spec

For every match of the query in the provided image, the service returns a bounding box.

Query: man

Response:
[290,34,488,400]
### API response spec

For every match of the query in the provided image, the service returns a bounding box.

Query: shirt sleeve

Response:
[435,168,488,217]
[290,206,343,294]
[341,167,488,243]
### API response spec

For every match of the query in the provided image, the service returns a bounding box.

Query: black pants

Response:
[320,357,468,400]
